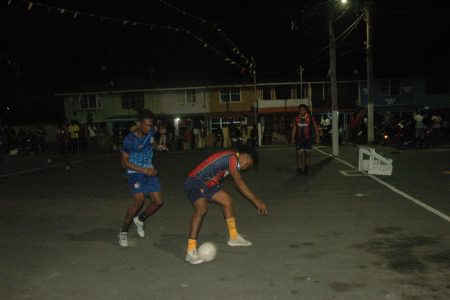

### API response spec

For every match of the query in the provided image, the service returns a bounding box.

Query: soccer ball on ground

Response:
[198,242,217,262]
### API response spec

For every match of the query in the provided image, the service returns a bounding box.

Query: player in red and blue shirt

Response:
[184,147,268,264]
[291,104,319,175]
[118,109,164,247]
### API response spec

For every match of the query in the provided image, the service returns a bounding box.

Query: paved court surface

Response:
[1,145,449,299]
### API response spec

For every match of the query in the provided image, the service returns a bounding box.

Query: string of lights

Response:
[156,0,253,73]
[6,0,253,73]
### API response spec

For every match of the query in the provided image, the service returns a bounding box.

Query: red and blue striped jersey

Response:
[187,150,239,188]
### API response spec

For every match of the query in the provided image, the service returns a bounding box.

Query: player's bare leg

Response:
[118,192,145,247]
[134,191,164,238]
[212,190,251,246]
[189,198,208,240]
[186,198,208,264]
[304,149,312,174]
[297,149,305,175]
[123,193,145,229]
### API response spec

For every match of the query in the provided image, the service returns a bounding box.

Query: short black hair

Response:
[298,104,309,111]
[237,145,259,165]
[137,109,154,122]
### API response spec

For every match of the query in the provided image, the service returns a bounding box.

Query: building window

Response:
[378,79,400,96]
[378,80,389,96]
[262,86,271,100]
[295,84,308,98]
[186,89,196,105]
[79,94,102,109]
[220,88,241,103]
[275,85,292,100]
[390,79,400,95]
[121,92,144,110]
[426,78,449,94]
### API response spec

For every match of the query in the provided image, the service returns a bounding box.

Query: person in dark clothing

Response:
[291,104,319,175]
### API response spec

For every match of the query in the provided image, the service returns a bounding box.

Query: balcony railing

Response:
[257,98,310,113]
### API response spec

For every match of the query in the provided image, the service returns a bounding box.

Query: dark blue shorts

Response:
[296,137,313,150]
[127,173,161,195]
[184,177,220,204]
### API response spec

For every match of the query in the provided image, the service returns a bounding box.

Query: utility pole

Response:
[251,57,262,146]
[328,3,339,157]
[365,0,375,144]
[298,65,304,98]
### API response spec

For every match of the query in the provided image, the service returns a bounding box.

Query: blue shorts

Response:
[184,177,220,204]
[127,173,161,195]
[296,137,313,150]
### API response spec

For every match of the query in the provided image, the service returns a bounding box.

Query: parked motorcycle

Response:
[395,119,414,149]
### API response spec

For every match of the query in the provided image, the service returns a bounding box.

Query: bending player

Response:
[184,147,268,264]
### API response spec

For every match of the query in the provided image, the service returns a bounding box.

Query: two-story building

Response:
[55,77,449,146]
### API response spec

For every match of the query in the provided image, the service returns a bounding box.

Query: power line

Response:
[6,0,252,72]
[155,0,253,72]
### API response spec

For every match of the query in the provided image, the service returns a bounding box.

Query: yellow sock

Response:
[226,217,238,240]
[187,239,197,252]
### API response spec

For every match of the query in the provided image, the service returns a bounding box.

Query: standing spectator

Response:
[56,121,70,170]
[183,126,192,150]
[291,104,319,175]
[67,120,80,154]
[193,125,200,149]
[112,123,121,152]
[422,107,433,148]
[87,123,98,152]
[241,124,249,146]
[152,123,160,145]
[229,120,237,147]
[199,120,207,149]
[86,112,93,126]
[431,110,443,147]
[414,109,425,148]
[320,115,331,145]
[34,126,48,154]
[350,109,363,146]
[249,126,258,149]
[159,124,167,147]
[214,126,224,149]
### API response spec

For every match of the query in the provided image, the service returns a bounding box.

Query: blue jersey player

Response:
[118,109,164,247]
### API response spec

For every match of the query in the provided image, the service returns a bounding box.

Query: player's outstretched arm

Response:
[230,169,268,215]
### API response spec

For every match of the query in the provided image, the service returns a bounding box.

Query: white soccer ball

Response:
[198,242,217,262]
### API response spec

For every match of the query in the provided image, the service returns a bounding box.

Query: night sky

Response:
[1,0,449,123]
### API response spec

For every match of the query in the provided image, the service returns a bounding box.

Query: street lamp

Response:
[328,0,351,157]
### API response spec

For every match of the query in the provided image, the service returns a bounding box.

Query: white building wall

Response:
[155,89,209,115]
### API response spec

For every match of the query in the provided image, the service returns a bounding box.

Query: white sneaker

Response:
[118,232,128,247]
[133,216,145,238]
[227,234,252,247]
[185,249,204,265]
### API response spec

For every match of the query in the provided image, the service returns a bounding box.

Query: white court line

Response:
[0,153,112,179]
[314,147,450,223]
